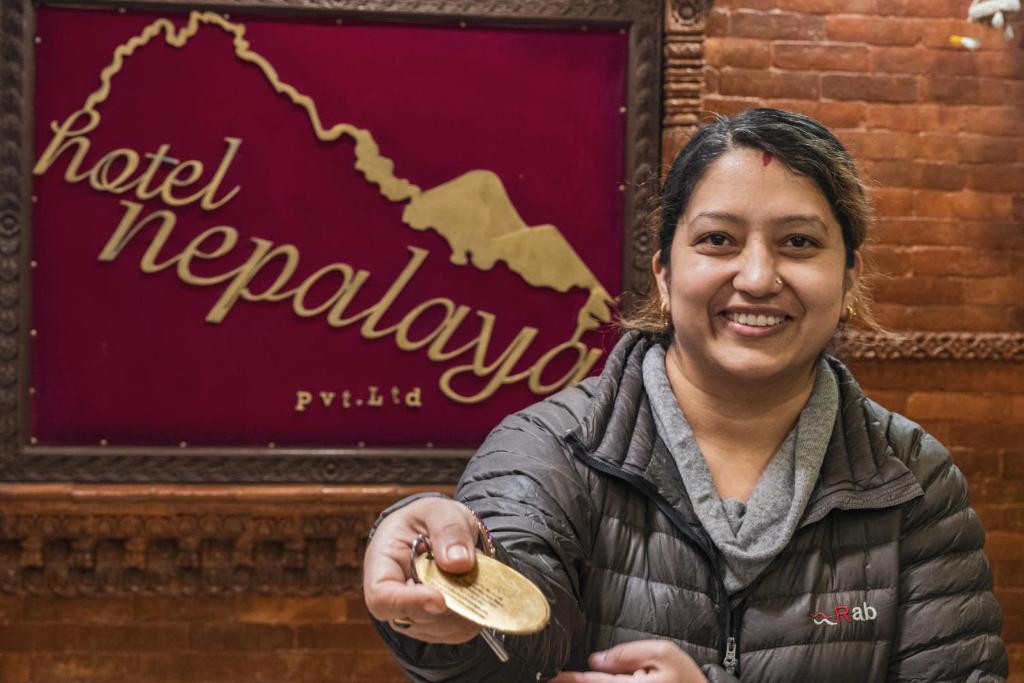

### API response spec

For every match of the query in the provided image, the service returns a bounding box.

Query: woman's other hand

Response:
[362,497,483,644]
[551,640,707,682]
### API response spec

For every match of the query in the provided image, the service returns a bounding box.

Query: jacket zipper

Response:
[567,438,739,673]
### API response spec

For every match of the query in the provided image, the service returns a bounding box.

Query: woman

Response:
[362,109,1008,682]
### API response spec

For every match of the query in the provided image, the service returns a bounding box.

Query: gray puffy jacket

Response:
[376,332,1008,682]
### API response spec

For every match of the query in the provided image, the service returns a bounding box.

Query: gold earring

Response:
[846,303,857,320]
[660,300,670,316]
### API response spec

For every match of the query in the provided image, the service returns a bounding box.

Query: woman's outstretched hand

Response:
[552,640,707,682]
[362,497,483,644]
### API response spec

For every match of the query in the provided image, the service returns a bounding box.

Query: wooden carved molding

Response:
[841,330,1024,362]
[0,484,442,596]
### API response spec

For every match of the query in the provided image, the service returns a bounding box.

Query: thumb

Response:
[420,501,478,574]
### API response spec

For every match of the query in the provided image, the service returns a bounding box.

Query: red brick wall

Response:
[0,594,406,682]
[701,0,1023,677]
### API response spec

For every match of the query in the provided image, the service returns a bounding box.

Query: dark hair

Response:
[625,107,881,336]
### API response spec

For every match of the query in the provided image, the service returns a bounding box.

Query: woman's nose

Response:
[732,244,780,296]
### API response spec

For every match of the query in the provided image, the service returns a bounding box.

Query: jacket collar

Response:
[570,331,924,527]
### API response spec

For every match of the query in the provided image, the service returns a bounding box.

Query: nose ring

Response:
[774,277,783,287]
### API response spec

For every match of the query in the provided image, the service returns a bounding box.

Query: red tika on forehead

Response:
[762,151,773,167]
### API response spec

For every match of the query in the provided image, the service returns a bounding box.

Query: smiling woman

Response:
[362,109,1008,682]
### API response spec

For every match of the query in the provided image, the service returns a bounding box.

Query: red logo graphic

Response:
[810,602,877,626]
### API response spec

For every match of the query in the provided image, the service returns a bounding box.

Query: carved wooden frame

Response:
[0,0,664,483]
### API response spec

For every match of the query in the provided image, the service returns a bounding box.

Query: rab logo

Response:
[810,602,877,626]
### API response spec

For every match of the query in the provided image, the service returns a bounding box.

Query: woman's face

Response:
[654,147,861,386]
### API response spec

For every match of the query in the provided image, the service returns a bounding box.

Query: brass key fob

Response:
[410,534,550,660]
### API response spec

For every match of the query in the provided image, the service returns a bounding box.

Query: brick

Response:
[28,654,140,683]
[0,655,29,683]
[730,10,825,41]
[865,103,960,133]
[1007,452,1024,480]
[0,625,77,652]
[957,135,1019,164]
[918,163,967,191]
[977,51,1024,79]
[906,392,1016,423]
[950,449,1001,479]
[703,66,721,96]
[816,101,866,128]
[968,478,1024,505]
[962,106,1024,137]
[295,623,383,650]
[872,275,962,304]
[848,361,1024,395]
[705,38,771,69]
[234,596,349,624]
[0,597,21,624]
[872,47,976,76]
[878,275,1023,307]
[839,130,915,160]
[966,165,1024,194]
[923,76,1019,105]
[777,0,875,12]
[862,159,966,192]
[76,624,188,652]
[702,96,762,117]
[706,8,730,38]
[137,653,292,683]
[719,68,819,99]
[1002,612,1024,643]
[188,623,294,651]
[1009,644,1024,675]
[773,41,868,72]
[861,389,907,413]
[909,246,1014,276]
[877,0,966,16]
[919,21,994,51]
[863,244,913,276]
[825,16,922,46]
[873,187,915,215]
[22,597,133,624]
[954,424,1023,454]
[952,191,1015,220]
[714,0,778,8]
[872,218,1024,249]
[822,74,918,102]
[914,133,959,163]
[870,303,1019,331]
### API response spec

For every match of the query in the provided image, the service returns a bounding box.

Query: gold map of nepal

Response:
[34,11,616,404]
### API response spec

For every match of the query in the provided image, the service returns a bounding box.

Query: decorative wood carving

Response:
[0,484,436,595]
[842,330,1024,362]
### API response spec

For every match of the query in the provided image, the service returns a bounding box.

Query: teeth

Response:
[726,312,785,327]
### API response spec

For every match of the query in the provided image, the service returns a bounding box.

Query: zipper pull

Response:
[722,636,738,674]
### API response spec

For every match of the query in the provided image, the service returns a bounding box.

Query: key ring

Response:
[409,533,432,584]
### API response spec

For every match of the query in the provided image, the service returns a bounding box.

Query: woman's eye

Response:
[700,233,730,246]
[785,235,816,248]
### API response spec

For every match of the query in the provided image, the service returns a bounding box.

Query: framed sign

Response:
[1,0,662,482]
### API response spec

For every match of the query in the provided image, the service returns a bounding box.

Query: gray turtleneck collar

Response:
[642,345,839,595]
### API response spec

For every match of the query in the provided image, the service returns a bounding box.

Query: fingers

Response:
[590,640,677,673]
[550,673,633,683]
[417,500,478,574]
[589,641,704,682]
[367,578,447,623]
